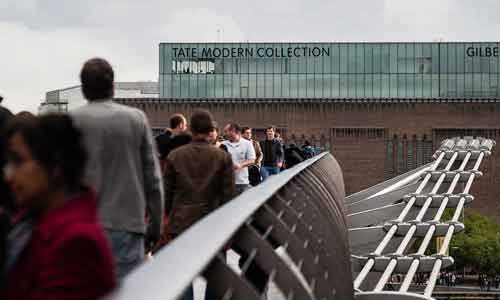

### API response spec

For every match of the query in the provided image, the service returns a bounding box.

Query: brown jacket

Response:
[164,140,236,234]
[251,139,263,166]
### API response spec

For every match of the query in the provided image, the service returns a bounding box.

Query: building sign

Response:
[466,46,499,57]
[172,46,330,58]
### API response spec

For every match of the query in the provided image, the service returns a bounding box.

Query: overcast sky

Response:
[1,0,500,112]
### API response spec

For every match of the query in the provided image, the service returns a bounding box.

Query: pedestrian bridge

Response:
[107,137,495,300]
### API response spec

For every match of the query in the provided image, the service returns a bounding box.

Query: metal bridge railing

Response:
[107,152,353,300]
[107,137,494,300]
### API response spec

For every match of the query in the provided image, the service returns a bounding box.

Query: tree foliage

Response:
[449,213,500,275]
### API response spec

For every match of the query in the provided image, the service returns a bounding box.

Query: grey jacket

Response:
[71,100,164,237]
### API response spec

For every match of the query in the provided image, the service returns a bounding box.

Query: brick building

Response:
[115,97,500,221]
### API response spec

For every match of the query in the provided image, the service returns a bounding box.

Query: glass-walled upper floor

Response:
[159,42,500,98]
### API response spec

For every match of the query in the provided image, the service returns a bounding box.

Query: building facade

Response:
[41,81,159,112]
[160,42,500,99]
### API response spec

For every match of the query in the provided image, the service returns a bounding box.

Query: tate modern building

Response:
[159,42,500,99]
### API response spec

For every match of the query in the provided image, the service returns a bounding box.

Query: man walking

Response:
[71,58,164,279]
[260,126,284,181]
[223,123,256,194]
[242,127,262,186]
[155,114,190,164]
[164,110,235,300]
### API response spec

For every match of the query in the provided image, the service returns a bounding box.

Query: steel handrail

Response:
[107,152,330,300]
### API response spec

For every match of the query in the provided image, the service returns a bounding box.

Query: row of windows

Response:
[160,74,500,98]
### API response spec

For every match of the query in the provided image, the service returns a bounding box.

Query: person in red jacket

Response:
[1,114,116,300]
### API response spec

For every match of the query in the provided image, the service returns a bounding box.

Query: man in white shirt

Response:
[223,123,256,195]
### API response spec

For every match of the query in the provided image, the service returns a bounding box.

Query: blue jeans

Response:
[261,165,280,181]
[106,230,144,280]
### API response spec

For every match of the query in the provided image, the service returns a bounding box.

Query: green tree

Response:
[450,213,500,275]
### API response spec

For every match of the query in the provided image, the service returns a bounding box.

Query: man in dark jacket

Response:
[163,110,235,299]
[259,126,284,181]
[155,114,190,167]
[164,110,235,236]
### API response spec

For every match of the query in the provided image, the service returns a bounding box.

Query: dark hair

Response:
[5,114,87,189]
[266,126,275,132]
[80,58,114,101]
[169,114,185,129]
[16,111,34,118]
[0,95,3,103]
[190,109,214,135]
[241,127,251,133]
[227,123,241,133]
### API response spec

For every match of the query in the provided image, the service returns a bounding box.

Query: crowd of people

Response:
[0,58,319,300]
[479,274,500,291]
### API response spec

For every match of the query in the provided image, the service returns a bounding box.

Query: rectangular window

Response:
[248,74,257,98]
[272,74,282,97]
[365,45,373,74]
[298,74,307,97]
[290,75,298,97]
[340,75,348,97]
[282,74,290,97]
[307,73,315,97]
[265,74,274,97]
[257,75,265,97]
[340,44,348,73]
[215,75,224,97]
[189,75,198,97]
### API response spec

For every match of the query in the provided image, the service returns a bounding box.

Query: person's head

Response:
[224,123,241,142]
[80,58,114,101]
[190,109,214,139]
[275,132,281,140]
[241,127,252,140]
[208,127,219,145]
[169,113,188,134]
[4,114,87,213]
[16,111,34,118]
[265,126,275,140]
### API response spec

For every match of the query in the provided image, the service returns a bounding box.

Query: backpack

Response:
[302,146,315,159]
[248,165,261,186]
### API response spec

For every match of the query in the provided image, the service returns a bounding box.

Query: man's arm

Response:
[236,141,257,169]
[140,113,164,242]
[163,156,176,215]
[276,141,285,168]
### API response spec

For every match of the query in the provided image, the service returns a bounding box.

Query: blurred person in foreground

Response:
[223,123,256,195]
[163,110,235,300]
[241,127,262,186]
[71,58,163,279]
[0,94,13,271]
[1,114,116,300]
